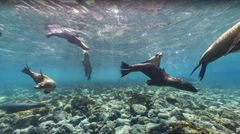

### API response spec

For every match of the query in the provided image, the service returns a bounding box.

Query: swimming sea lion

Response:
[22,65,56,94]
[120,55,197,92]
[0,102,46,114]
[0,31,2,37]
[191,22,240,80]
[82,50,92,80]
[45,24,89,50]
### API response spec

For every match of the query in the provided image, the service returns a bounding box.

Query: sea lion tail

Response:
[120,61,132,77]
[22,64,31,75]
[199,63,207,81]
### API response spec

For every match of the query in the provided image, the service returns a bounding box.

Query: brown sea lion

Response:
[120,55,197,92]
[82,50,92,80]
[22,65,56,94]
[191,22,240,80]
[45,24,89,50]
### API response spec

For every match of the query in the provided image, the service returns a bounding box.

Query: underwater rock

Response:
[147,109,158,118]
[39,113,54,122]
[165,94,178,105]
[220,110,239,120]
[116,118,131,127]
[157,112,171,120]
[55,123,75,134]
[147,109,160,123]
[32,107,49,116]
[115,125,131,134]
[236,127,240,133]
[70,96,94,115]
[167,120,210,134]
[39,120,56,132]
[0,123,13,134]
[220,118,239,132]
[70,115,84,126]
[131,104,147,115]
[26,126,45,134]
[63,104,72,113]
[129,93,153,109]
[182,113,196,121]
[130,116,150,125]
[13,125,44,134]
[53,111,70,122]
[130,124,146,134]
[15,115,41,128]
[146,123,169,134]
[108,110,121,121]
[100,121,115,134]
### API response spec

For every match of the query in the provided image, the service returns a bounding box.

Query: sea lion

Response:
[0,102,46,114]
[0,31,2,37]
[22,65,56,94]
[82,50,92,80]
[191,22,240,80]
[45,24,89,50]
[142,52,163,68]
[120,55,197,92]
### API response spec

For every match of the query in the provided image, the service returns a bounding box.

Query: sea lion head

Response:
[183,82,198,92]
[34,81,56,94]
[155,52,163,58]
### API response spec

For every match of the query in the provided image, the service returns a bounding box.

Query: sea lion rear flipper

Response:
[120,62,132,77]
[190,63,201,76]
[87,75,91,80]
[22,64,31,75]
[199,63,207,81]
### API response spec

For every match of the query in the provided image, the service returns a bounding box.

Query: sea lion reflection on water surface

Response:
[22,65,56,94]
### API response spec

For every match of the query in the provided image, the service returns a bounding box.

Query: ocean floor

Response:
[0,86,240,134]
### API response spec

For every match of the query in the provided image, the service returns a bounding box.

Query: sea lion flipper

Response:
[120,62,132,77]
[190,63,201,76]
[199,63,207,81]
[40,70,43,77]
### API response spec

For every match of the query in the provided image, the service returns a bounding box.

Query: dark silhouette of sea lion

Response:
[191,22,240,80]
[121,62,197,92]
[22,65,56,94]
[45,24,89,50]
[0,31,2,37]
[82,50,92,80]
[120,53,197,92]
[0,102,46,114]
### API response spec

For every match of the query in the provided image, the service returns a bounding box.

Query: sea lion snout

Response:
[155,52,163,58]
[184,83,198,92]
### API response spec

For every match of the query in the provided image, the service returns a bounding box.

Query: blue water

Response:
[1,0,240,90]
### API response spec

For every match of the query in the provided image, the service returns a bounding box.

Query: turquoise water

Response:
[1,1,240,90]
[1,1,240,133]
